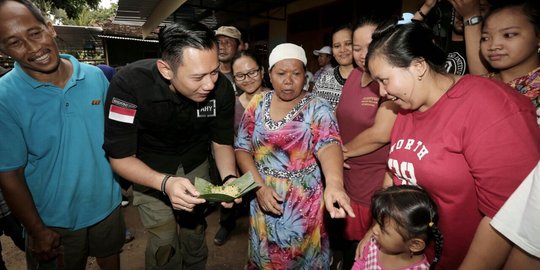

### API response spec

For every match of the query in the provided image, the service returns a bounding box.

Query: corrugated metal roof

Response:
[98,34,159,42]
[114,0,164,26]
[54,25,103,51]
[114,0,296,28]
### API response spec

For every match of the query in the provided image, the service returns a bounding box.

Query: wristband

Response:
[161,174,172,196]
[222,174,237,183]
[417,9,427,19]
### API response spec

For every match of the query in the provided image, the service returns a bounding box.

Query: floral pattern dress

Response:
[235,91,341,270]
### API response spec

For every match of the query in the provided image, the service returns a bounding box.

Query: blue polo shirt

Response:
[0,54,121,230]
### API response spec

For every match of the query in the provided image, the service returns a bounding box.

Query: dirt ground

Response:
[0,198,250,270]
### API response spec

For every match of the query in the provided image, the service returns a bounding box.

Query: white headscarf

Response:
[268,43,307,70]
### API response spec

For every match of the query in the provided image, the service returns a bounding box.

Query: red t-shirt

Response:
[389,75,540,269]
[336,68,389,205]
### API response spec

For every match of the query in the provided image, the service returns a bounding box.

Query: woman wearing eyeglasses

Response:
[232,51,270,131]
[213,51,270,246]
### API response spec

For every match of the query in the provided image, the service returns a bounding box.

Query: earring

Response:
[538,46,540,54]
[409,249,414,258]
[418,76,423,81]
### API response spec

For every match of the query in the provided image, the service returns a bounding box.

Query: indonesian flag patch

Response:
[109,97,137,124]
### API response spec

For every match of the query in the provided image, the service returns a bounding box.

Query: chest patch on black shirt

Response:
[197,99,216,118]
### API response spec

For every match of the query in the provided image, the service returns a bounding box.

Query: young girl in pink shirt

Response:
[352,185,443,270]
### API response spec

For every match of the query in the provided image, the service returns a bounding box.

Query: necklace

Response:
[334,66,346,85]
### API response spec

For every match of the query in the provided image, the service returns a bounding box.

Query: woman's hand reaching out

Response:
[324,185,355,219]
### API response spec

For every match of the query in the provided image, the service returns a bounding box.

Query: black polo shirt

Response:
[103,58,235,180]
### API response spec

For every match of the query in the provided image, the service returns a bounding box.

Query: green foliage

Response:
[33,0,117,26]
[58,3,117,26]
[34,0,100,19]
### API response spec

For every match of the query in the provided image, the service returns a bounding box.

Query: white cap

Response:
[269,43,307,70]
[313,46,331,56]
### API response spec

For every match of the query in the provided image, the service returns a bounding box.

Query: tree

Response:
[55,3,117,26]
[33,0,100,19]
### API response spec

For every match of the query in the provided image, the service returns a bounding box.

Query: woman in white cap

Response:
[235,43,354,269]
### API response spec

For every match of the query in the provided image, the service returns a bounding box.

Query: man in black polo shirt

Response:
[103,20,238,269]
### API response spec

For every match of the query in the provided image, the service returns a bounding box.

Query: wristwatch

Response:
[463,16,483,26]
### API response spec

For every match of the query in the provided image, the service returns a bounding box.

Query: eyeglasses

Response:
[234,68,260,81]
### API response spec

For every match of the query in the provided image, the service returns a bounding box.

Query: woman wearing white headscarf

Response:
[235,43,354,270]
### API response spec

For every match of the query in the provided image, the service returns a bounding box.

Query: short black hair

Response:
[159,19,217,69]
[0,0,47,25]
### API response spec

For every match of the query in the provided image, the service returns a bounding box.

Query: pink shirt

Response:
[352,238,430,270]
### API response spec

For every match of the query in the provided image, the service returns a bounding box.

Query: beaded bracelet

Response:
[161,174,172,196]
